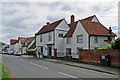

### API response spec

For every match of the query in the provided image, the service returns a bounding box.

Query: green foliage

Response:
[111,38,120,49]
[0,63,10,79]
[104,45,112,49]
[27,50,35,55]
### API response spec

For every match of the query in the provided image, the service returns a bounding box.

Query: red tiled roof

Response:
[104,40,112,44]
[64,21,78,37]
[82,15,95,21]
[80,20,116,36]
[36,19,64,35]
[19,37,26,44]
[22,37,35,47]
[64,20,116,37]
[10,39,18,45]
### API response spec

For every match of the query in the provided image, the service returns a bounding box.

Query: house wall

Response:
[14,43,19,52]
[36,20,69,57]
[18,40,23,52]
[55,20,69,53]
[65,21,89,58]
[10,44,14,51]
[91,16,99,22]
[36,31,54,57]
[90,36,115,49]
[22,47,27,54]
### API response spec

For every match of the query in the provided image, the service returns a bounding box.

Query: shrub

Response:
[27,50,35,55]
[111,38,120,49]
[104,45,112,49]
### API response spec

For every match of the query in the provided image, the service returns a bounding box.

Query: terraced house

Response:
[35,15,116,59]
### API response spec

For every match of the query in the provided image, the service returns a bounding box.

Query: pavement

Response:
[2,55,119,79]
[45,58,119,75]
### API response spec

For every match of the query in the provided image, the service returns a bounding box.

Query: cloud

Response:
[1,1,118,44]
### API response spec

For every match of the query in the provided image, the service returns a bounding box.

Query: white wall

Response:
[22,47,27,54]
[9,44,14,51]
[91,16,99,22]
[90,36,115,49]
[36,31,54,57]
[65,21,89,58]
[55,20,70,53]
[36,19,69,57]
[14,43,19,52]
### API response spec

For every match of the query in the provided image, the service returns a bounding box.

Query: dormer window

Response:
[59,34,63,37]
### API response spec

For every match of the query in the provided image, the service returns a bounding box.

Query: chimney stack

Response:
[71,15,75,23]
[108,27,112,41]
[46,22,50,25]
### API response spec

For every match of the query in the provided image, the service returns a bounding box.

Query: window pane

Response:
[94,36,98,43]
[59,34,63,37]
[77,35,83,43]
[66,38,71,44]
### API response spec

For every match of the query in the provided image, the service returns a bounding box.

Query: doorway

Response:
[48,47,52,57]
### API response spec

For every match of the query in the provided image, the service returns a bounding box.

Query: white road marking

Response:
[19,59,27,62]
[58,72,77,78]
[29,62,48,69]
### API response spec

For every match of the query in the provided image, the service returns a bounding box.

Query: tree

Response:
[111,38,120,49]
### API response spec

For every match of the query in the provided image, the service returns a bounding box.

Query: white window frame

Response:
[94,36,98,43]
[77,35,83,43]
[66,37,71,44]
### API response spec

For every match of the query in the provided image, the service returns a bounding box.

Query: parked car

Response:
[8,50,14,55]
[14,51,22,56]
[2,50,8,54]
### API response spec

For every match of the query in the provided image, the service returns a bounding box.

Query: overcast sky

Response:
[1,0,119,44]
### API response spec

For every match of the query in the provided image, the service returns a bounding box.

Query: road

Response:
[2,54,118,79]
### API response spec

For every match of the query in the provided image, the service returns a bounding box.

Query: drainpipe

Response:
[88,35,91,49]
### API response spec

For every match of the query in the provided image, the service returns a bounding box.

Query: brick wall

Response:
[79,49,120,68]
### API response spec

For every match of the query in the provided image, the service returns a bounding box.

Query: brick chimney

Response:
[71,15,75,23]
[108,27,112,41]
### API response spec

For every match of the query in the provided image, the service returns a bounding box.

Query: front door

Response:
[66,48,71,57]
[48,47,52,57]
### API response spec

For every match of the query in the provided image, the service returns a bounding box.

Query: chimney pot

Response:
[46,22,50,25]
[71,15,75,23]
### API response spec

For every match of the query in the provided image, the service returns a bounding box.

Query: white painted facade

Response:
[36,20,69,58]
[36,16,116,59]
[64,21,89,58]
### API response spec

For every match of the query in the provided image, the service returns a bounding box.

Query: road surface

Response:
[2,54,118,79]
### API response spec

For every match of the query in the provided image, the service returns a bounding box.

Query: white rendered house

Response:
[36,15,116,59]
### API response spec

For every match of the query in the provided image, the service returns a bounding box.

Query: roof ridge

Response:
[82,15,96,21]
[36,18,64,35]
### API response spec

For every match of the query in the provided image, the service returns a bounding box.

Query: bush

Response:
[27,50,35,55]
[104,45,112,49]
[111,38,120,49]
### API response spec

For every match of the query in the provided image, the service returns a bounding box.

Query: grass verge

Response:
[0,63,10,79]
